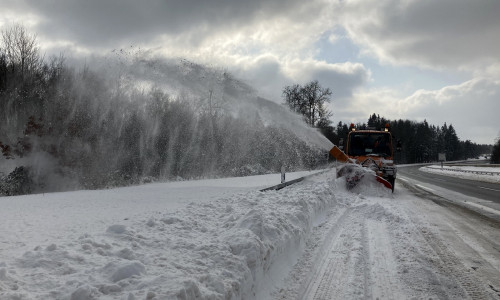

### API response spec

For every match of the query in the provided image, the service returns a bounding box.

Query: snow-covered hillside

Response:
[1,168,499,299]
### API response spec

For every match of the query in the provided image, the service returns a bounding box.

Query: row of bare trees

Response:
[0,24,42,88]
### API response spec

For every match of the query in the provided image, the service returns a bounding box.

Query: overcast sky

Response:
[1,0,499,144]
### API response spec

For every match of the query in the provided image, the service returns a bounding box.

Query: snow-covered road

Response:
[278,179,500,299]
[1,168,499,299]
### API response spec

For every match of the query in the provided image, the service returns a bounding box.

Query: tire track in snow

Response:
[298,206,361,300]
[296,202,400,300]
[416,222,495,299]
[399,194,496,299]
[365,219,403,300]
[284,200,408,300]
[400,179,499,299]
[305,213,365,300]
[299,203,406,300]
[277,178,500,300]
[273,204,356,300]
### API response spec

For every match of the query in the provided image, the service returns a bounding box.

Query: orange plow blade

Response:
[330,146,393,191]
[329,145,350,163]
[375,175,393,190]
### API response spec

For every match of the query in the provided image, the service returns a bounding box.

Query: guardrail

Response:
[434,167,500,176]
[444,163,500,168]
[260,169,331,191]
[260,176,306,191]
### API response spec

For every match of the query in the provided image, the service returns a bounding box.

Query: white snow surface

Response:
[1,170,330,299]
[420,165,500,183]
[1,168,499,299]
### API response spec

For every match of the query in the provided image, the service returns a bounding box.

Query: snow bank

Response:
[0,170,341,299]
[420,165,500,183]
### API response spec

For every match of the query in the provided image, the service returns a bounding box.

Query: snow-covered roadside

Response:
[2,167,500,299]
[0,170,322,258]
[0,169,333,299]
[420,165,500,183]
[277,177,500,300]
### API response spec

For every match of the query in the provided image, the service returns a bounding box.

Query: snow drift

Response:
[0,169,345,299]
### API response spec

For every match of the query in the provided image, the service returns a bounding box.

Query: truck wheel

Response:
[388,176,395,192]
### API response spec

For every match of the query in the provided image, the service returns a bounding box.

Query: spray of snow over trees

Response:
[0,27,332,195]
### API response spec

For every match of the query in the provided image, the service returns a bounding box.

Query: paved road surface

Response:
[397,164,500,204]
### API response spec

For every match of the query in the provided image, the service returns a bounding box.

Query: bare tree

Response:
[282,80,333,127]
[1,23,41,81]
[282,83,305,115]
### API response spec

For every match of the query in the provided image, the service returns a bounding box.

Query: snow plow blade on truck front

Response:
[329,123,398,192]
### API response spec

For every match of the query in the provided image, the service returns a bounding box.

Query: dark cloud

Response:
[4,0,496,143]
[308,63,369,99]
[5,0,305,49]
[340,0,500,70]
[232,56,369,103]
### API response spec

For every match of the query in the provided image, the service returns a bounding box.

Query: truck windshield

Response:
[347,132,392,157]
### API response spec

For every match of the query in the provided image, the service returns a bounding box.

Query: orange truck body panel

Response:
[329,145,350,163]
[330,128,397,191]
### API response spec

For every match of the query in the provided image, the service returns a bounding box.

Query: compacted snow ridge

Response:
[1,168,500,299]
[0,170,335,299]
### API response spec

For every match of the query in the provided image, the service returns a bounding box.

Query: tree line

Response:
[281,82,493,164]
[0,25,326,196]
[491,139,500,163]
[332,114,492,164]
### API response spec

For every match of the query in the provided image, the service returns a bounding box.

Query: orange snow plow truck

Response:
[330,123,399,192]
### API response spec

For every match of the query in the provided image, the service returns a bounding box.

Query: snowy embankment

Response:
[420,165,500,184]
[3,168,499,299]
[0,169,338,299]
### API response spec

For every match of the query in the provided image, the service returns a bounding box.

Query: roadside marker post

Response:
[438,153,446,169]
[281,166,285,183]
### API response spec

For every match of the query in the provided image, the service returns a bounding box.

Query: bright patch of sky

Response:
[315,28,469,94]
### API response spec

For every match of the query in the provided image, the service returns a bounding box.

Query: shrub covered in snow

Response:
[0,166,33,196]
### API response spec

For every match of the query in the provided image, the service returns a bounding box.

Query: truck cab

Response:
[342,124,397,191]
